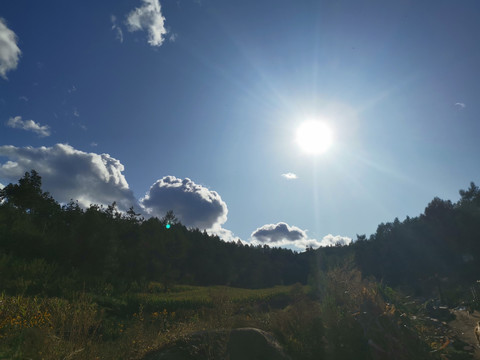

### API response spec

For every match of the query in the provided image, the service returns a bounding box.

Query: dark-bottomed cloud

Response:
[141,176,228,230]
[0,144,137,211]
[0,144,237,241]
[252,222,306,243]
[251,222,351,250]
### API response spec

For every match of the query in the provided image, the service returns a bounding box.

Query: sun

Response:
[296,120,334,155]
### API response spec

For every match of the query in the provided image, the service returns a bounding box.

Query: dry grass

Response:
[0,284,296,360]
[0,277,440,360]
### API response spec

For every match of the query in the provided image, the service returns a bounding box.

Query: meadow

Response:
[0,283,301,359]
[2,267,468,360]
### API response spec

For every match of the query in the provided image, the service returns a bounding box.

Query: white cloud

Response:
[0,144,235,241]
[317,234,352,247]
[0,18,21,80]
[455,102,466,109]
[281,172,297,180]
[19,96,28,101]
[251,222,306,243]
[141,176,228,230]
[126,0,167,47]
[73,108,80,117]
[111,15,124,43]
[250,222,351,251]
[6,116,51,137]
[207,224,240,243]
[0,144,137,211]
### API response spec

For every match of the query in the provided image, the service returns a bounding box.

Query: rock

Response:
[142,328,290,360]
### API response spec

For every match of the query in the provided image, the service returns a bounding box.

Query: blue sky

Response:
[1,0,480,250]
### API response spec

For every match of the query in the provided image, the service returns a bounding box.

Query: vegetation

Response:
[0,170,307,295]
[1,170,480,358]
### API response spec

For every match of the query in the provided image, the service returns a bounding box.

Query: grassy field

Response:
[1,269,468,360]
[0,283,302,360]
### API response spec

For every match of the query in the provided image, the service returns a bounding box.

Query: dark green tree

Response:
[0,170,58,215]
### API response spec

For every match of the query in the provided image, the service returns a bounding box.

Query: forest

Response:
[1,170,480,359]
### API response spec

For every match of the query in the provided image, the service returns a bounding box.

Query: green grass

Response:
[0,276,448,360]
[136,284,293,307]
[0,283,302,360]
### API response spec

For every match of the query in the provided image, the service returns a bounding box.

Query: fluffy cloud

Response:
[207,224,240,243]
[317,234,352,247]
[6,116,51,137]
[250,222,351,250]
[126,0,167,47]
[252,222,306,243]
[0,143,237,241]
[281,172,297,180]
[0,144,137,211]
[141,176,228,230]
[0,18,21,79]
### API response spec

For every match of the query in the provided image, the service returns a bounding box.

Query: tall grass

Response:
[0,277,445,360]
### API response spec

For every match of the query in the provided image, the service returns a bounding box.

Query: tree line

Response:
[304,181,480,304]
[0,170,307,296]
[1,170,480,302]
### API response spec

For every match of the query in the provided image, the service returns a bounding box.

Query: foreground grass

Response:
[0,284,296,359]
[0,271,459,360]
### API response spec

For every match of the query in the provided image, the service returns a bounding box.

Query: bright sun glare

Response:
[296,120,334,155]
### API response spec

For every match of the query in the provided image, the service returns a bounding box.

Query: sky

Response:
[1,0,480,251]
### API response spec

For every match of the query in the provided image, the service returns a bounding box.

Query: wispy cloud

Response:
[0,18,21,79]
[19,96,28,102]
[110,15,124,43]
[281,172,297,180]
[6,116,51,137]
[250,222,351,250]
[455,102,466,109]
[126,0,167,47]
[73,108,80,117]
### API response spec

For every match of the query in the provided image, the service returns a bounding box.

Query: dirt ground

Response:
[449,309,480,359]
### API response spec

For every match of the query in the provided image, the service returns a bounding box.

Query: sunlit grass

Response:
[0,284,300,360]
[0,279,450,360]
[135,283,294,307]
